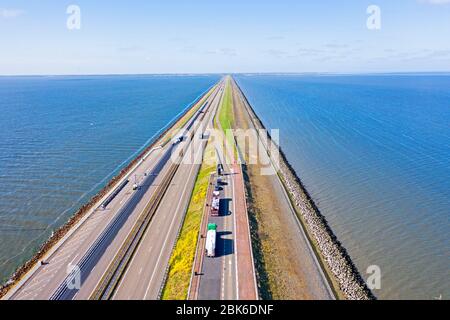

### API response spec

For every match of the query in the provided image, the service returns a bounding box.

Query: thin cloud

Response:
[117,46,145,53]
[205,48,237,56]
[324,43,349,49]
[265,49,288,58]
[0,8,24,18]
[418,0,450,4]
[219,48,237,56]
[266,35,285,41]
[297,48,324,56]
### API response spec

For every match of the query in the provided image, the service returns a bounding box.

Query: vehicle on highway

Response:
[217,164,224,176]
[205,223,217,257]
[211,194,220,216]
[101,179,129,209]
[171,133,184,145]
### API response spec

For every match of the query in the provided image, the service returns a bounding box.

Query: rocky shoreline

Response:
[235,81,376,300]
[0,89,211,299]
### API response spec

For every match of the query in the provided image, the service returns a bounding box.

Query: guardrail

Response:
[187,174,215,300]
[232,78,336,300]
[156,144,207,300]
[89,82,223,301]
[90,161,180,300]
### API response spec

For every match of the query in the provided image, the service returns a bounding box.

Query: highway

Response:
[6,79,224,300]
[197,167,237,300]
[231,78,335,300]
[193,77,257,300]
[4,74,332,301]
[111,79,226,300]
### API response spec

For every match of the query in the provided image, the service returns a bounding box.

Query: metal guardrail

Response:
[187,174,215,300]
[156,156,206,300]
[89,83,224,300]
[232,79,336,300]
[89,162,180,300]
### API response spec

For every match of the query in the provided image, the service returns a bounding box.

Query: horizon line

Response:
[1,71,450,77]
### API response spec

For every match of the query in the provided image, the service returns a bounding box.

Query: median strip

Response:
[161,141,216,300]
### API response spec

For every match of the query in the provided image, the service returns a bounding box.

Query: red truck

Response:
[211,191,220,216]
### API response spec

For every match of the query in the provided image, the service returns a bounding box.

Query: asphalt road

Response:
[7,80,223,300]
[111,80,226,300]
[197,83,239,300]
[197,167,237,300]
[231,78,335,300]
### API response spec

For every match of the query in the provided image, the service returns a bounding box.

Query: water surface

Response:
[235,74,450,300]
[0,74,219,282]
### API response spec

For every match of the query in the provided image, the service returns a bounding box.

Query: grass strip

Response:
[161,140,216,300]
[217,77,237,160]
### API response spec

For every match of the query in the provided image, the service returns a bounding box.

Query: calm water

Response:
[235,74,450,300]
[0,75,219,282]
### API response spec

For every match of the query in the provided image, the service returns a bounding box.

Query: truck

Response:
[100,179,129,209]
[217,164,224,176]
[205,223,217,257]
[211,194,220,216]
[171,133,184,145]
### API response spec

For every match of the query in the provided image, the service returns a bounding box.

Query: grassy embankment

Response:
[161,134,216,300]
[217,78,237,160]
[231,80,344,299]
[162,78,236,300]
[0,84,217,299]
[219,79,234,132]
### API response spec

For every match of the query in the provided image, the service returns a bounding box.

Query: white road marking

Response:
[144,130,204,299]
[231,170,239,300]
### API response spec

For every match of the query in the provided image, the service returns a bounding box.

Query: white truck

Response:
[171,133,184,145]
[211,196,220,216]
[205,223,217,257]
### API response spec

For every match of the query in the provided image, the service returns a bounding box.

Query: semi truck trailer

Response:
[205,223,217,257]
[211,193,220,216]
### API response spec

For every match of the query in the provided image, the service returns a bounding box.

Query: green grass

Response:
[161,141,216,300]
[219,79,234,133]
[217,78,237,159]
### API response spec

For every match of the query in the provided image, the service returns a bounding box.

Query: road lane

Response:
[197,83,239,300]
[7,82,220,300]
[9,146,165,300]
[231,78,335,300]
[112,80,225,300]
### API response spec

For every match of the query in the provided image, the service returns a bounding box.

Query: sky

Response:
[0,0,450,75]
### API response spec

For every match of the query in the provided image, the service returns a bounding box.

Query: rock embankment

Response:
[277,159,376,300]
[0,137,160,299]
[236,82,376,300]
[0,91,209,299]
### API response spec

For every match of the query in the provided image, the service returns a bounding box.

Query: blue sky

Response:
[1,0,449,75]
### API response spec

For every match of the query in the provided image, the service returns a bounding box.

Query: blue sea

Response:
[235,74,450,300]
[0,74,220,283]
